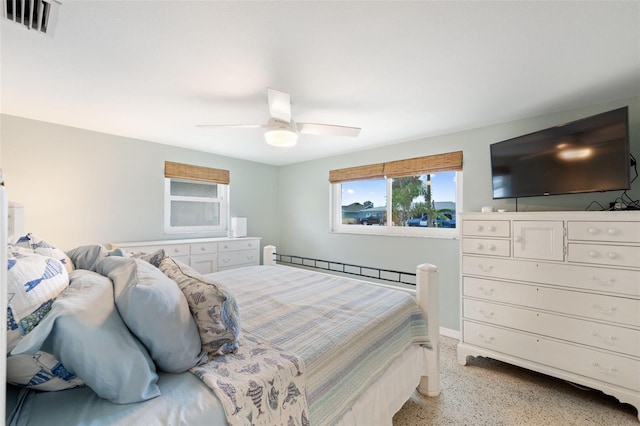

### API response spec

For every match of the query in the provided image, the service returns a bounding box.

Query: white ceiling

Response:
[1,1,639,166]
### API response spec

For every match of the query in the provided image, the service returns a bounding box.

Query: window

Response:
[330,152,463,237]
[164,161,229,234]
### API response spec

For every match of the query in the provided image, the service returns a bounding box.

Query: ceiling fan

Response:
[197,88,361,147]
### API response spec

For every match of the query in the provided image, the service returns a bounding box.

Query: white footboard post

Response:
[416,263,440,396]
[263,245,277,265]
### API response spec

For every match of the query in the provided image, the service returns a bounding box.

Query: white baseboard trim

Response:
[439,327,460,340]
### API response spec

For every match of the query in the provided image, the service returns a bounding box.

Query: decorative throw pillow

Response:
[14,233,75,273]
[158,257,241,356]
[130,248,166,268]
[6,246,69,353]
[10,270,161,404]
[94,256,206,373]
[6,351,84,391]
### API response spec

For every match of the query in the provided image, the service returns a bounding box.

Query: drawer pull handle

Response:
[174,248,180,253]
[478,286,495,296]
[488,244,496,251]
[592,332,617,346]
[592,304,618,316]
[487,226,496,232]
[477,333,494,344]
[606,228,619,236]
[588,251,599,258]
[478,309,494,319]
[477,264,494,273]
[591,361,618,376]
[587,227,599,235]
[200,247,206,251]
[514,236,522,243]
[606,252,618,259]
[476,225,484,232]
[591,276,615,287]
[476,243,483,250]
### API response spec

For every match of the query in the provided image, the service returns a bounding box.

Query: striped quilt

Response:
[207,265,431,425]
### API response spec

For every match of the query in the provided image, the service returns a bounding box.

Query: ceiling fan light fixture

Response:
[265,129,298,147]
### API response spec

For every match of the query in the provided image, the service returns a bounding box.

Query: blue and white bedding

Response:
[211,265,431,425]
[6,244,430,426]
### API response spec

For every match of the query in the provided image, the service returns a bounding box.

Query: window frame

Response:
[330,157,463,238]
[164,177,229,234]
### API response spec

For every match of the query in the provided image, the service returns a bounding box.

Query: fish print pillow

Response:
[159,257,240,356]
[6,246,69,352]
[14,233,74,273]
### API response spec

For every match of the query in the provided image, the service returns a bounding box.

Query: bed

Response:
[3,196,440,426]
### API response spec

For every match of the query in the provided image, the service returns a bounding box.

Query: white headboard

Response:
[8,201,25,244]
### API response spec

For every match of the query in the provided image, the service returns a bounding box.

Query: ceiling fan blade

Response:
[267,88,292,123]
[196,124,266,129]
[297,122,361,138]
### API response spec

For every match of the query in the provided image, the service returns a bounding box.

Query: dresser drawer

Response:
[462,238,510,257]
[568,221,640,243]
[218,249,259,269]
[463,298,640,357]
[463,321,640,391]
[121,245,164,254]
[462,255,640,297]
[568,243,640,268]
[189,242,218,255]
[219,239,260,252]
[190,253,217,275]
[463,277,640,327]
[123,244,190,258]
[163,244,190,258]
[462,220,510,238]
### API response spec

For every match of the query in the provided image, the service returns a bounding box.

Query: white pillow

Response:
[14,233,74,273]
[6,246,69,352]
[6,351,84,391]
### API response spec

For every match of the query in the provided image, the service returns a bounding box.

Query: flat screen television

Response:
[490,107,630,199]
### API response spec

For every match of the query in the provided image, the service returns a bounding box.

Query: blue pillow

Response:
[65,244,129,271]
[10,270,160,404]
[95,257,206,373]
[65,245,108,271]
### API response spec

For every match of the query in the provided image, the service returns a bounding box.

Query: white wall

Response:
[0,115,281,251]
[277,97,640,331]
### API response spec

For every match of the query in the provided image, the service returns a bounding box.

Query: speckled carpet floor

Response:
[392,336,638,425]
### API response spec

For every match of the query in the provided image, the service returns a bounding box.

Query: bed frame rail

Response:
[263,247,417,286]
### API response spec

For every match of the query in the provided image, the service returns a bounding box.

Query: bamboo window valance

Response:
[164,161,230,185]
[329,151,463,183]
[328,163,385,183]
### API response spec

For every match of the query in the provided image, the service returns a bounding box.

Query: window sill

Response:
[330,226,459,240]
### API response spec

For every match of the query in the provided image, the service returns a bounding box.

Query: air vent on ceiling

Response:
[3,0,61,35]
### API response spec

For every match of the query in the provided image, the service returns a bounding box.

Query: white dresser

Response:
[458,211,640,419]
[111,237,261,274]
